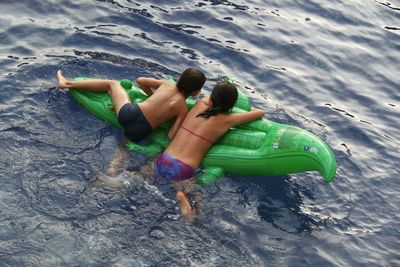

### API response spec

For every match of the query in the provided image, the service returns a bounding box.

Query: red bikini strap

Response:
[180,126,213,144]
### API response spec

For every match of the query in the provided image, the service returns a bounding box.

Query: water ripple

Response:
[0,0,399,266]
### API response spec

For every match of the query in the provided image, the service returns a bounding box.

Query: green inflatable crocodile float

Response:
[69,77,336,184]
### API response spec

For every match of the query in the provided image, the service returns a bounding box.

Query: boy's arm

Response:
[136,77,164,97]
[228,108,264,126]
[168,106,187,140]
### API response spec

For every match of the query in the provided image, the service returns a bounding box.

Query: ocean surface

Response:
[0,1,399,266]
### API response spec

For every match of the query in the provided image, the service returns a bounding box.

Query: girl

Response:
[154,81,264,222]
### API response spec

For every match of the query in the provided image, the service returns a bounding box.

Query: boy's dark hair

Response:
[197,81,238,118]
[176,68,206,97]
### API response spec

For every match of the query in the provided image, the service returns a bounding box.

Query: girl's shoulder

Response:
[196,96,210,106]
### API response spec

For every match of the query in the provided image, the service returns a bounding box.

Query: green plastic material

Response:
[69,77,336,184]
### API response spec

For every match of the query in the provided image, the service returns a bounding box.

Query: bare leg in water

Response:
[88,136,131,188]
[56,70,130,115]
[107,142,130,177]
[175,179,203,223]
[94,151,202,223]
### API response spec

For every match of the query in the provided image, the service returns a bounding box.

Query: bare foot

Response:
[56,70,69,89]
[90,173,123,189]
[176,191,197,223]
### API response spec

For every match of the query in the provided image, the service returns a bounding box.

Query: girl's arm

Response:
[136,77,164,97]
[228,108,264,126]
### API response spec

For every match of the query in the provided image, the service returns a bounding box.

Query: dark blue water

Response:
[1,1,399,266]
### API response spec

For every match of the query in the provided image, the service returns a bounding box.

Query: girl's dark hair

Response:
[197,82,238,118]
[176,68,206,97]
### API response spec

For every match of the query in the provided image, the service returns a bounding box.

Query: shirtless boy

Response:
[56,68,206,141]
